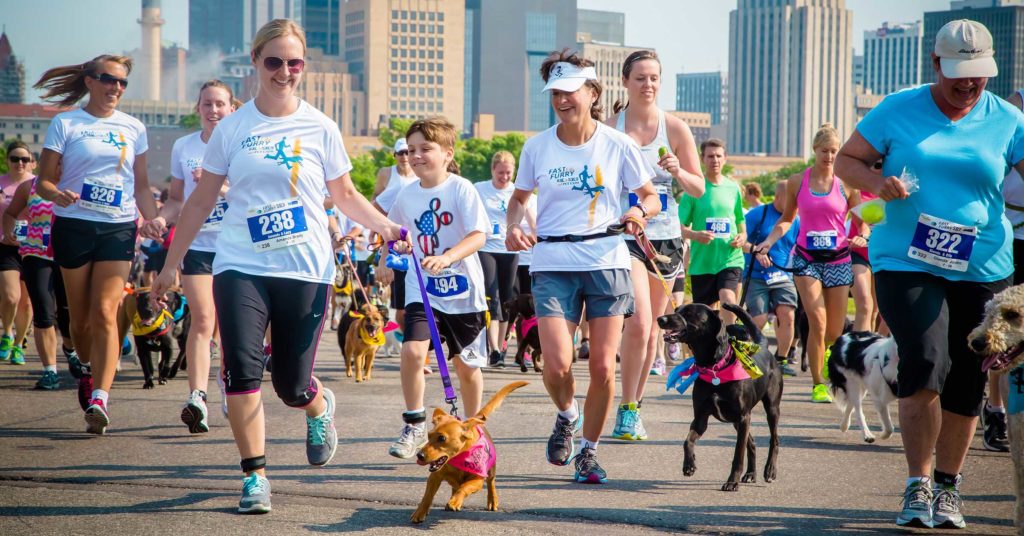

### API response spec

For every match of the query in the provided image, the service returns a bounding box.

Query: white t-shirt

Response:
[374,166,417,213]
[388,174,488,314]
[43,108,148,223]
[517,193,538,266]
[474,180,518,254]
[515,122,653,272]
[201,100,352,284]
[170,131,229,252]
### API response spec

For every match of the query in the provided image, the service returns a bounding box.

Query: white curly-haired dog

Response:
[968,283,1024,529]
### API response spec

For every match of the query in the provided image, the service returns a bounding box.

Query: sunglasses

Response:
[395,150,409,157]
[262,56,305,74]
[872,161,884,170]
[92,73,128,89]
[8,156,31,165]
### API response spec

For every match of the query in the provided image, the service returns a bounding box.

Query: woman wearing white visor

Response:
[506,49,658,484]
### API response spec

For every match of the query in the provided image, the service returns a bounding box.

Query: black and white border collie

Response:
[827,331,899,443]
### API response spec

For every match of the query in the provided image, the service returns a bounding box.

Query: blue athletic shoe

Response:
[306,387,338,466]
[573,447,608,484]
[0,334,12,361]
[238,473,272,514]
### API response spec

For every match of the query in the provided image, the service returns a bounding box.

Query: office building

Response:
[676,71,727,125]
[0,32,25,104]
[728,0,854,157]
[577,37,648,118]
[578,9,625,45]
[862,21,923,96]
[189,0,302,55]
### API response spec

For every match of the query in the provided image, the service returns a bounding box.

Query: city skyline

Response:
[5,0,950,110]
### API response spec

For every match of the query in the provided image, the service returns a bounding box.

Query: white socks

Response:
[558,399,580,422]
[91,389,109,405]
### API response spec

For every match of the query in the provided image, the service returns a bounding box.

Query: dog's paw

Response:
[445,498,464,512]
[158,378,167,385]
[346,370,353,378]
[682,461,696,477]
[486,498,498,511]
[411,509,429,524]
[863,435,876,444]
[721,481,739,492]
[764,465,777,483]
[741,472,757,484]
[355,377,362,383]
[143,381,154,390]
[879,429,893,441]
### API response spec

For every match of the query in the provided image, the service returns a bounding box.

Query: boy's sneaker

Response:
[181,390,210,434]
[573,447,608,484]
[896,478,933,528]
[77,375,93,411]
[932,476,966,529]
[811,383,832,403]
[65,348,85,379]
[238,473,271,514]
[488,350,505,368]
[388,423,427,459]
[35,370,60,390]
[306,387,338,466]
[546,412,584,466]
[0,334,12,361]
[84,398,109,435]
[982,406,1010,452]
[10,346,24,365]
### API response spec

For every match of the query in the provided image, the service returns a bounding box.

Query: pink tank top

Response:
[0,174,29,234]
[796,169,849,264]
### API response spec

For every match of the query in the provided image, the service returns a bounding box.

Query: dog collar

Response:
[446,425,495,478]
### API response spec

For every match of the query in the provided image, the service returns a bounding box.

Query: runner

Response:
[680,138,745,324]
[0,140,35,366]
[756,124,866,403]
[153,79,240,433]
[848,160,885,334]
[607,49,704,441]
[34,54,161,433]
[835,20,1024,528]
[743,182,763,212]
[150,19,402,514]
[743,180,800,376]
[506,49,658,483]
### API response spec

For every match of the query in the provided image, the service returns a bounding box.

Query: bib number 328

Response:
[907,213,976,273]
[246,197,310,252]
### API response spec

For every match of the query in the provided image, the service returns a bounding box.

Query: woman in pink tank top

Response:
[755,124,868,403]
[0,140,37,365]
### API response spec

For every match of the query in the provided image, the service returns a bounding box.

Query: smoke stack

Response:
[139,0,163,101]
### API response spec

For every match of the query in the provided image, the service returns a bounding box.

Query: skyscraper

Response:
[922,1,1024,99]
[0,32,26,104]
[578,9,625,45]
[304,0,341,55]
[676,72,727,125]
[189,0,302,55]
[577,37,648,118]
[470,0,577,132]
[341,0,465,134]
[728,0,854,157]
[862,22,923,96]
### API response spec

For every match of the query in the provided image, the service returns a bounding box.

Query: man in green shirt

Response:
[679,139,746,323]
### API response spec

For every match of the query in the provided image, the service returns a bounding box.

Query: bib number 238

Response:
[907,213,976,273]
[246,197,310,252]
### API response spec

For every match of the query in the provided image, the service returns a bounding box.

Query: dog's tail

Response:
[474,381,528,421]
[721,302,764,344]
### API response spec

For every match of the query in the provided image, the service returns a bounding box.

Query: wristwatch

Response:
[634,202,649,218]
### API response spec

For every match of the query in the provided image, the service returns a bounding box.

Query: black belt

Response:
[538,226,625,243]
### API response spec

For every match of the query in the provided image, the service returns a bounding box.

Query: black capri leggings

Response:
[214,270,329,408]
[21,255,71,335]
[478,251,519,322]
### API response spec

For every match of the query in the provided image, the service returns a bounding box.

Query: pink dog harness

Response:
[447,426,496,478]
[678,341,765,386]
[517,316,538,339]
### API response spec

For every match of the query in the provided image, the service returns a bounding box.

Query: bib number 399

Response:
[908,213,976,273]
[246,197,310,252]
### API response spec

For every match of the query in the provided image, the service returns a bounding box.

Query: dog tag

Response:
[711,377,721,386]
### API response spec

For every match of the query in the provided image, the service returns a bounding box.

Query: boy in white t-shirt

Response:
[377,117,490,460]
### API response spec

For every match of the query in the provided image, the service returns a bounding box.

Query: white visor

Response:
[542,62,598,93]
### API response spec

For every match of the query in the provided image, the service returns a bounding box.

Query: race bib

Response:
[12,220,28,243]
[765,270,788,286]
[806,230,838,251]
[705,218,731,239]
[628,192,670,212]
[907,213,977,273]
[201,198,228,232]
[79,177,124,216]
[41,227,51,248]
[246,197,310,252]
[426,267,470,300]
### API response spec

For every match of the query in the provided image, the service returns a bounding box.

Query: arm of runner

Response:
[505,188,535,251]
[158,178,184,226]
[836,131,906,201]
[371,167,390,200]
[1,180,31,246]
[756,174,799,252]
[626,181,660,236]
[136,154,165,238]
[327,172,403,243]
[664,115,705,198]
[846,188,868,249]
[729,188,746,248]
[422,231,486,274]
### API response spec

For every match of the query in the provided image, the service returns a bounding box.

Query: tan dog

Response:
[967,283,1024,529]
[343,303,385,382]
[411,381,528,524]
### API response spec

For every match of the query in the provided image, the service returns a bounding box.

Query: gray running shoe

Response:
[896,479,933,528]
[388,423,427,459]
[932,478,966,529]
[546,412,583,466]
[35,370,60,390]
[238,473,271,514]
[306,387,338,466]
[181,390,209,434]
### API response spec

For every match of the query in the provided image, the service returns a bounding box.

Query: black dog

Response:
[658,302,783,491]
[128,290,190,389]
[503,294,542,373]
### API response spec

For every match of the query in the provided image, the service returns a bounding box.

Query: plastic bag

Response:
[849,168,920,225]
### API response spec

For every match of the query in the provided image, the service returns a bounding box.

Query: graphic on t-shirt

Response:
[265,137,303,170]
[572,165,605,199]
[414,197,453,256]
[102,132,127,150]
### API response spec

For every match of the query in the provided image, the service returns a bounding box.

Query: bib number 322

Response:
[907,213,976,273]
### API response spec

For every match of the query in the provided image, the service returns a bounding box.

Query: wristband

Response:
[634,202,649,218]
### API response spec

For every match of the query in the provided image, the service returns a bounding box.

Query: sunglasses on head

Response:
[8,155,31,164]
[262,56,305,74]
[395,150,409,157]
[92,73,128,89]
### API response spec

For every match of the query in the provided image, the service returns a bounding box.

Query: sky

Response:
[5,0,953,108]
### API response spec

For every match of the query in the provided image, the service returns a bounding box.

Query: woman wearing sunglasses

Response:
[0,141,37,367]
[151,19,402,514]
[34,54,160,434]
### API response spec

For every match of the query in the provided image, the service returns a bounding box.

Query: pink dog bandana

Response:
[517,316,538,339]
[447,426,496,478]
[678,346,752,386]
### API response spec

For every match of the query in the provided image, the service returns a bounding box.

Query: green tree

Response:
[0,144,7,175]
[179,113,200,130]
[744,158,813,199]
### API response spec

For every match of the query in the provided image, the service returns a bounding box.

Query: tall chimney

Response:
[139,0,163,101]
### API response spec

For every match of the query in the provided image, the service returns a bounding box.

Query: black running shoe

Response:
[546,413,583,466]
[983,406,1010,452]
[573,447,608,484]
[488,350,505,368]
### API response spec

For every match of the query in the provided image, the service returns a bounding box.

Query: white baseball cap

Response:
[393,138,408,153]
[934,19,997,79]
[542,62,598,93]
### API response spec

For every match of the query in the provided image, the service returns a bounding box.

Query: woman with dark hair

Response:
[506,48,658,484]
[0,140,35,367]
[34,54,161,434]
[605,50,704,442]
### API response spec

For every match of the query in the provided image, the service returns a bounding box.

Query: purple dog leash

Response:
[391,227,460,419]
